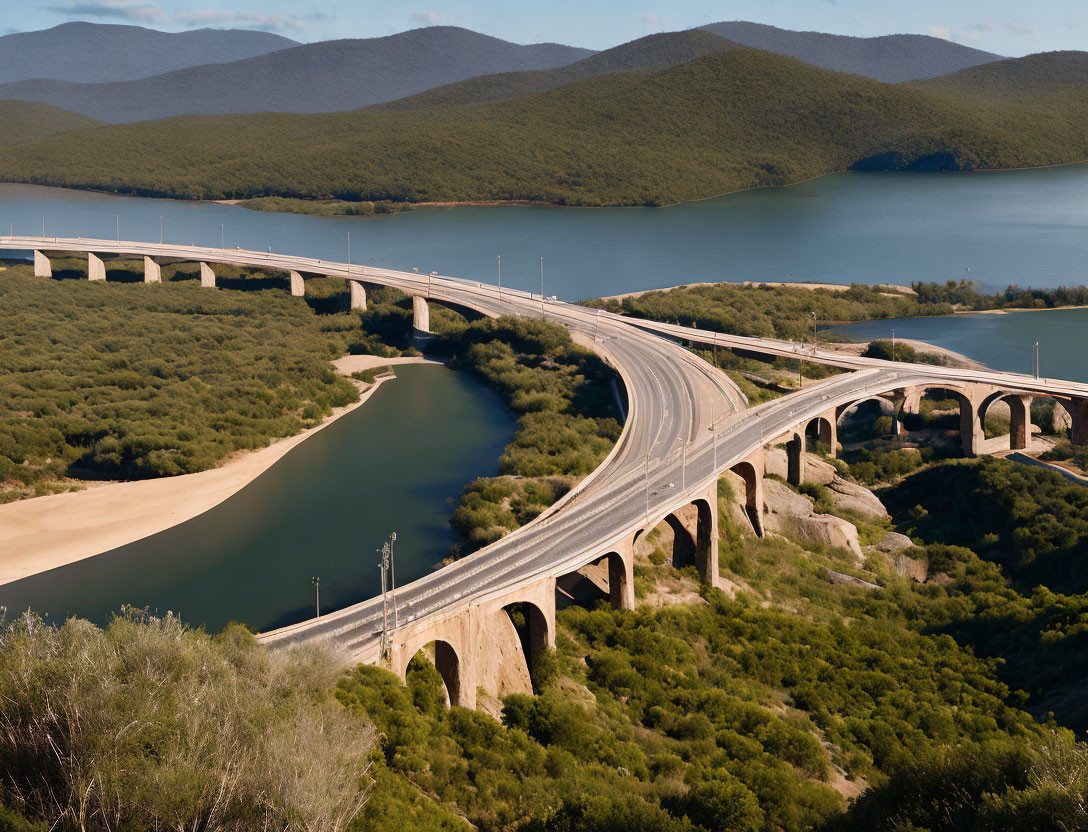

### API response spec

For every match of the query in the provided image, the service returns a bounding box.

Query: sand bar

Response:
[0,358,435,586]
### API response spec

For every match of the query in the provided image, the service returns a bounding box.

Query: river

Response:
[3,166,1088,628]
[0,365,516,632]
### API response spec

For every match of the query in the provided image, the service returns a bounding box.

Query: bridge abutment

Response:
[33,250,51,277]
[87,252,106,281]
[199,262,216,288]
[786,431,805,486]
[412,295,433,347]
[1070,398,1088,446]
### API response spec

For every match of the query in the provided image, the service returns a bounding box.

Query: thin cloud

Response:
[409,10,453,26]
[640,14,664,29]
[46,0,162,22]
[173,10,309,32]
[929,26,951,41]
[933,21,1034,46]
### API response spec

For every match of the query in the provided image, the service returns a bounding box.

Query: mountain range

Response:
[0,27,593,123]
[1,34,1084,209]
[0,21,1006,123]
[699,21,1002,82]
[0,22,295,84]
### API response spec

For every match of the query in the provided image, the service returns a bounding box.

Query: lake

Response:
[5,164,1088,299]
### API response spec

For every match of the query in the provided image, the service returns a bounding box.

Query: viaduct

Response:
[6,236,1088,709]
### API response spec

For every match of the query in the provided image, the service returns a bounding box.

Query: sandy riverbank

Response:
[823,338,985,369]
[0,357,436,586]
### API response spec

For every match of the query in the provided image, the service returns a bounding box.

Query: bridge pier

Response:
[348,281,367,311]
[960,393,985,457]
[199,262,216,288]
[87,252,106,281]
[667,483,720,585]
[730,450,765,537]
[1071,398,1088,446]
[786,431,805,486]
[289,270,305,297]
[143,256,161,283]
[412,295,433,346]
[1008,394,1032,450]
[607,546,635,611]
[33,250,51,277]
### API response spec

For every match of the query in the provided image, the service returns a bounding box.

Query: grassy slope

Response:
[2,49,1088,205]
[0,101,100,147]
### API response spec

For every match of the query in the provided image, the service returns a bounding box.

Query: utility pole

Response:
[389,532,399,628]
[312,576,320,617]
[1033,341,1040,378]
[497,254,501,301]
[378,547,389,658]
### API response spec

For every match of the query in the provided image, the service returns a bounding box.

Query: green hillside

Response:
[916,50,1088,95]
[1,47,1087,205]
[376,29,741,110]
[0,100,99,147]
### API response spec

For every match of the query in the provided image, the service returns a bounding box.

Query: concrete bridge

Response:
[6,236,1088,709]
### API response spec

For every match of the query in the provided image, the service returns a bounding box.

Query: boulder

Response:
[876,532,914,553]
[763,447,836,484]
[763,479,863,559]
[826,477,889,519]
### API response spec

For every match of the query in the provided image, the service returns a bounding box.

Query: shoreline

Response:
[0,357,435,587]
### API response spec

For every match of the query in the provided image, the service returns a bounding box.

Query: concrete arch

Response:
[896,384,980,457]
[978,390,1034,450]
[836,396,895,424]
[804,415,836,457]
[503,600,552,659]
[403,639,465,709]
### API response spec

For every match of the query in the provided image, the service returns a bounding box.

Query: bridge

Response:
[6,236,1088,709]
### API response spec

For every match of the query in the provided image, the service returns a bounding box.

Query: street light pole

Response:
[312,576,320,617]
[1033,341,1040,378]
[892,328,896,362]
[811,311,817,353]
[540,256,544,299]
[389,532,399,628]
[219,224,224,249]
[347,232,351,267]
[115,215,119,242]
[159,216,163,244]
[497,254,501,300]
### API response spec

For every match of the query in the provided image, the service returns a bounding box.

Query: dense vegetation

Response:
[0,263,361,501]
[435,317,622,553]
[584,282,951,341]
[0,609,374,831]
[0,101,99,147]
[912,277,1088,310]
[4,48,1088,205]
[238,196,414,216]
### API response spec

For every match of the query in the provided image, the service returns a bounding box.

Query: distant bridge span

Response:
[6,236,1087,708]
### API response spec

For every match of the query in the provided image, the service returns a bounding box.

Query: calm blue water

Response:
[4,163,1088,298]
[834,308,1088,384]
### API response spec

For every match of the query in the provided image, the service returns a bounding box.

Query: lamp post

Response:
[497,254,501,301]
[347,232,351,267]
[891,328,896,362]
[811,311,817,352]
[389,532,399,628]
[219,224,224,249]
[312,576,320,617]
[1033,341,1040,378]
[159,216,163,245]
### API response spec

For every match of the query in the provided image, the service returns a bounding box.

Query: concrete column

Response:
[348,281,367,311]
[289,270,305,297]
[434,640,474,710]
[1008,394,1032,450]
[818,408,838,458]
[607,547,635,611]
[143,256,161,284]
[412,295,431,333]
[1071,398,1088,446]
[33,250,52,278]
[731,450,765,537]
[87,252,106,281]
[199,262,216,288]
[786,432,805,486]
[695,482,719,585]
[959,395,984,457]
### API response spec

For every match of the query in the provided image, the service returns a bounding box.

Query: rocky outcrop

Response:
[826,477,888,519]
[762,479,863,559]
[764,448,837,484]
[875,532,927,582]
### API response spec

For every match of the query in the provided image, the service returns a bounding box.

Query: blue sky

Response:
[6,0,1083,55]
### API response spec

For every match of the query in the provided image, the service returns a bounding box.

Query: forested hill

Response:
[0,26,594,123]
[915,50,1088,94]
[0,101,100,147]
[377,29,740,110]
[701,21,1002,82]
[2,45,1087,206]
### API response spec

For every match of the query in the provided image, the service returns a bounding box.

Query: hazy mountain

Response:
[918,50,1088,93]
[0,22,296,84]
[700,21,1002,82]
[0,101,99,146]
[6,45,1085,207]
[0,26,594,123]
[378,29,740,110]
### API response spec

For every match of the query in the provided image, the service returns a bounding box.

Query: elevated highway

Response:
[5,236,1088,707]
